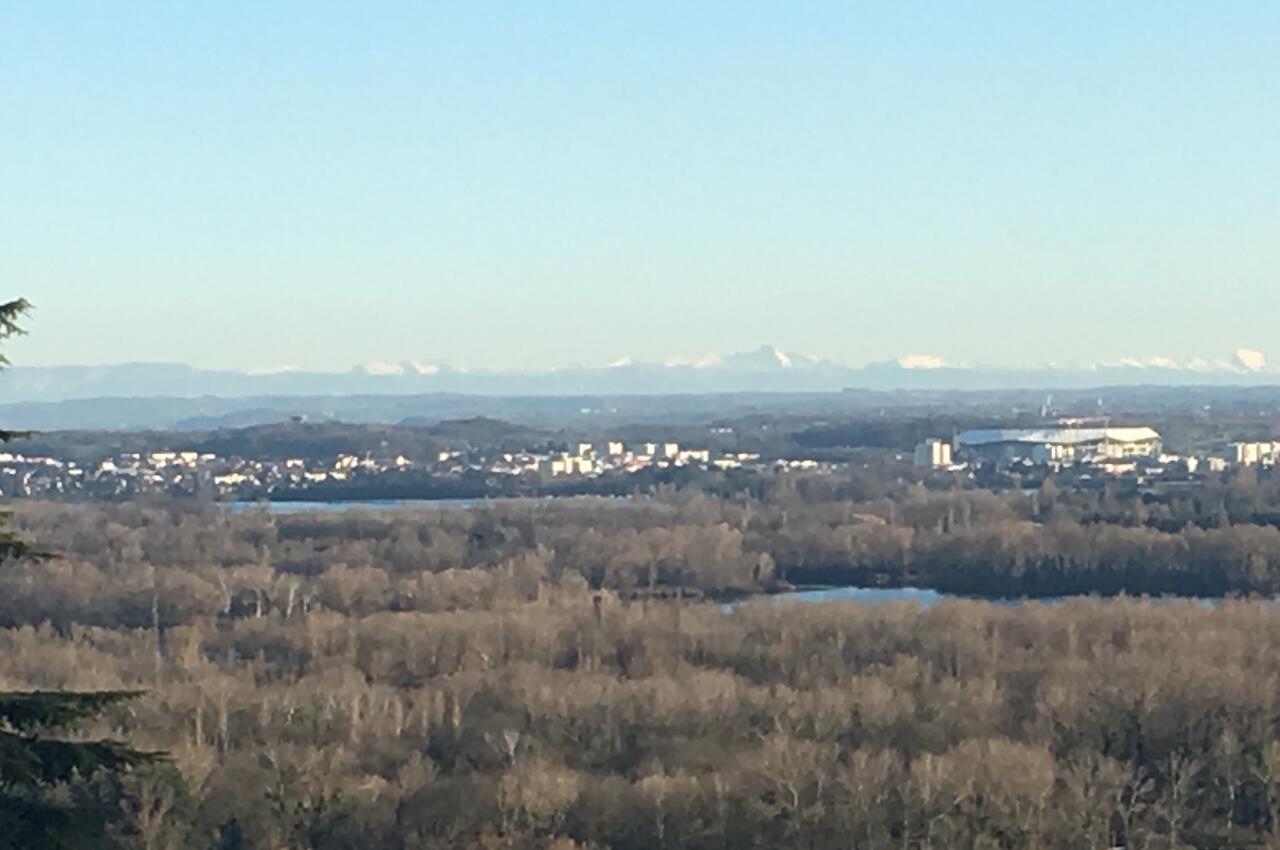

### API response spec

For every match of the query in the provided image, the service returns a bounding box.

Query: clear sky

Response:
[2,3,1278,372]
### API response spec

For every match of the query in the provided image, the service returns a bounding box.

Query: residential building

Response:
[913,439,953,468]
[1229,442,1280,466]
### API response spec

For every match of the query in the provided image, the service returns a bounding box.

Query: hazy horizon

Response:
[4,340,1277,376]
[5,2,1278,372]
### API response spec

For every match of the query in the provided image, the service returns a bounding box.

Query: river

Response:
[759,585,1231,608]
[781,586,960,607]
[722,586,998,609]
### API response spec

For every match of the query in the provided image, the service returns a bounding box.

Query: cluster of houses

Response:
[0,439,819,501]
[438,441,810,478]
[0,449,392,500]
[534,441,766,477]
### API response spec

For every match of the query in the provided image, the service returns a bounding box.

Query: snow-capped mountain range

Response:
[1,345,1277,403]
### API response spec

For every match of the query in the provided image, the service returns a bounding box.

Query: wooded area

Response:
[5,487,1280,846]
[8,468,1280,631]
[4,580,1280,848]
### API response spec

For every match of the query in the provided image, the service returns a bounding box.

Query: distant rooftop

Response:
[956,427,1161,447]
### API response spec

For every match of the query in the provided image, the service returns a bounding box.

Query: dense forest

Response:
[6,574,1280,848]
[9,475,1280,846]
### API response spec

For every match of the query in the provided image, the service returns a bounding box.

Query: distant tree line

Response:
[12,469,1280,624]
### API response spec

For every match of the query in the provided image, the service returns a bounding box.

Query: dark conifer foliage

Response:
[0,299,35,562]
[0,299,31,448]
[0,300,161,848]
[0,691,159,850]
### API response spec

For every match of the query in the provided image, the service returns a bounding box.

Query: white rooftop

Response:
[957,427,1161,447]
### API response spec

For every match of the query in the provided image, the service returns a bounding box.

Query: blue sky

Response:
[2,3,1278,372]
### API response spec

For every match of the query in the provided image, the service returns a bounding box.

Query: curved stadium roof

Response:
[956,427,1161,447]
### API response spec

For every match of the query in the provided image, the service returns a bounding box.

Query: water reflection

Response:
[785,586,953,606]
[755,586,1234,609]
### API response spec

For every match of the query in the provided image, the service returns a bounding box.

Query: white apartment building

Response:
[914,439,953,468]
[1230,442,1280,466]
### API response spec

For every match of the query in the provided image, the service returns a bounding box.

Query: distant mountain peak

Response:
[1236,348,1268,372]
[661,353,723,369]
[244,364,301,376]
[7,345,1280,410]
[896,354,947,370]
[763,345,792,368]
[718,344,822,372]
[355,359,448,376]
[358,361,405,376]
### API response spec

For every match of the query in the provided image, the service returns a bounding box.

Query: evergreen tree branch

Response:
[0,730,161,788]
[0,299,29,368]
[0,692,147,734]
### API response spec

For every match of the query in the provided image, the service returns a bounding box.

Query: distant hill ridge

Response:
[4,345,1279,404]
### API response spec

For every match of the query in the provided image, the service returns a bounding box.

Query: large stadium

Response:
[955,427,1162,463]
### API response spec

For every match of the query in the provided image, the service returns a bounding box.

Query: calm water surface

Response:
[767,586,1230,608]
[783,586,956,606]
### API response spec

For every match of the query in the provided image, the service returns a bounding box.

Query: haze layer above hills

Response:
[3,345,1277,405]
